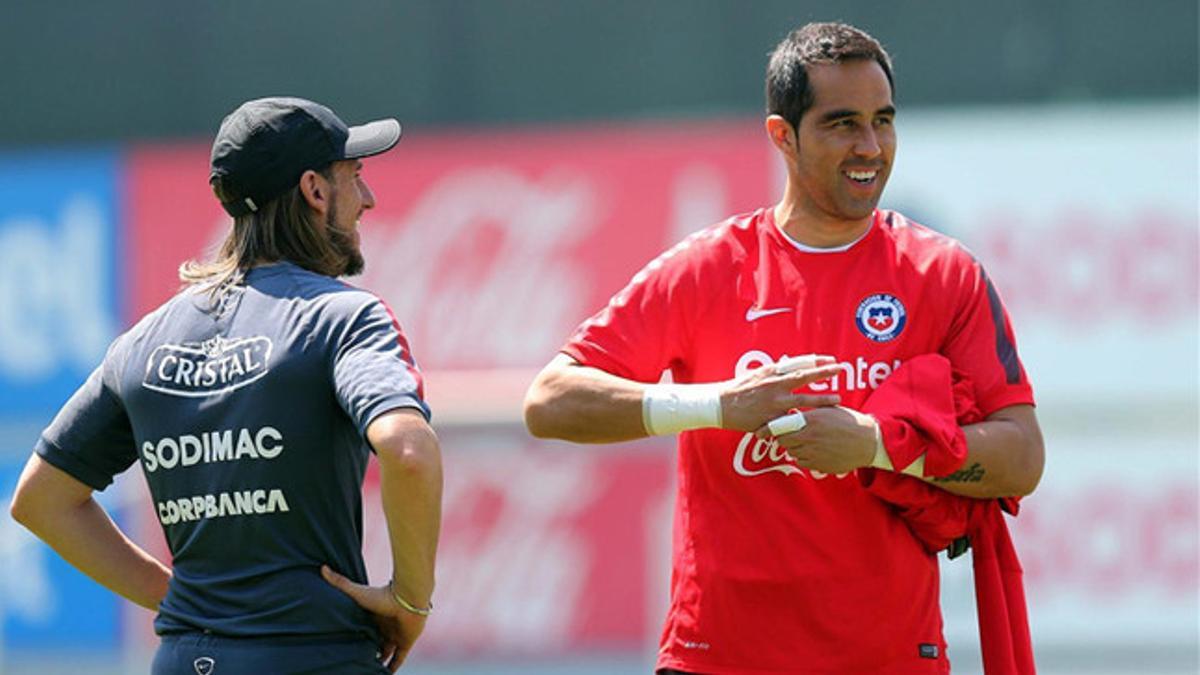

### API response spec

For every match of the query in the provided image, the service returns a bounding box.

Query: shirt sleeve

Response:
[35,344,137,491]
[333,298,430,437]
[940,253,1035,417]
[562,240,700,383]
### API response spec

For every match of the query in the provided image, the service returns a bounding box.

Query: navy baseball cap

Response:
[209,97,401,217]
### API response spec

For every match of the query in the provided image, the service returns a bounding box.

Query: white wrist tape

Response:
[767,411,807,436]
[642,384,722,436]
[869,421,893,470]
[869,419,926,477]
[902,455,926,477]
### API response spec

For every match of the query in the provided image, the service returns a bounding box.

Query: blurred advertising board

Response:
[125,122,773,370]
[118,431,676,662]
[0,102,1194,672]
[884,102,1198,410]
[0,150,125,661]
[942,428,1198,670]
[0,151,122,420]
[118,426,1199,667]
[368,431,674,657]
[0,457,132,654]
[125,105,1198,408]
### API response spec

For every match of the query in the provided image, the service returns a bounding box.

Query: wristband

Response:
[642,384,722,436]
[388,580,433,617]
[869,420,925,477]
[869,420,893,469]
[902,454,926,478]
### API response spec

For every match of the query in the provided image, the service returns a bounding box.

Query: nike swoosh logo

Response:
[745,307,793,321]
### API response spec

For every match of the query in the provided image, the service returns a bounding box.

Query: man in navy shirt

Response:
[10,97,442,674]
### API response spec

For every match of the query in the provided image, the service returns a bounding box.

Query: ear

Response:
[765,115,798,158]
[298,169,332,216]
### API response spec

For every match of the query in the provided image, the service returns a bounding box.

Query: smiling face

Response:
[789,59,896,227]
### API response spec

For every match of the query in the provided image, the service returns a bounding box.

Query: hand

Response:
[321,565,427,672]
[757,406,877,475]
[719,355,843,432]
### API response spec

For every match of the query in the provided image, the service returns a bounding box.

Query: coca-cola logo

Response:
[732,432,851,480]
[359,168,599,369]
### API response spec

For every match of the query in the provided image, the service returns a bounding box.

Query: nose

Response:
[853,127,882,159]
[359,177,376,209]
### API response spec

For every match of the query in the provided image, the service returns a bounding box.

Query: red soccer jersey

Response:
[562,208,1034,674]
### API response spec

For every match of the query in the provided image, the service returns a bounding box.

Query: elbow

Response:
[9,484,44,532]
[1009,434,1045,498]
[8,455,93,535]
[375,427,442,480]
[522,385,558,439]
[523,366,573,439]
[9,491,30,529]
[983,407,1045,498]
[1013,454,1044,498]
[377,444,442,486]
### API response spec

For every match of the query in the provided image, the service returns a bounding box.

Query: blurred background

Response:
[0,1,1196,673]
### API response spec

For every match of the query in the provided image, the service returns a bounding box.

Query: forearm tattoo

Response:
[933,462,986,483]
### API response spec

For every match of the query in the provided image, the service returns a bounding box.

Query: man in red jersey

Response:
[524,22,1044,675]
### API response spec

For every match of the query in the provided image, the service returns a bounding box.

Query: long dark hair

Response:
[182,165,357,293]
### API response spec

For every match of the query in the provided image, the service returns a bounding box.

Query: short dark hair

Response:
[765,22,894,131]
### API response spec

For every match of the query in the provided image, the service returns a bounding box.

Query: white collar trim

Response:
[776,219,874,253]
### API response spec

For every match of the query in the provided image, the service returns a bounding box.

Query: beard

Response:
[329,221,365,276]
[325,194,365,277]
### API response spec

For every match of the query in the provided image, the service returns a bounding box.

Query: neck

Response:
[773,187,874,249]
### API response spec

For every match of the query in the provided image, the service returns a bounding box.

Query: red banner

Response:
[365,434,675,656]
[123,434,1200,657]
[126,122,773,370]
[125,434,676,657]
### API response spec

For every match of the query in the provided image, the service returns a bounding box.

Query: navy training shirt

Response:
[35,262,430,640]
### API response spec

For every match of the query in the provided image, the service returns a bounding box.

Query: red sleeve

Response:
[562,237,702,383]
[940,251,1035,416]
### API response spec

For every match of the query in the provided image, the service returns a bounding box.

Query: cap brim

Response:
[345,118,401,158]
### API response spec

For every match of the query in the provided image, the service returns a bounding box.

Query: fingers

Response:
[391,645,413,672]
[380,640,412,673]
[753,397,840,439]
[771,354,837,374]
[378,642,397,672]
[324,566,420,672]
[385,643,406,673]
[321,565,352,594]
[321,565,378,611]
[788,393,840,409]
[778,362,843,387]
[723,356,843,433]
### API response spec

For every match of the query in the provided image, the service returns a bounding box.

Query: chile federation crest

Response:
[855,293,907,342]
